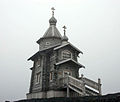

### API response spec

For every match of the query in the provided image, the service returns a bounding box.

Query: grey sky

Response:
[0,0,120,101]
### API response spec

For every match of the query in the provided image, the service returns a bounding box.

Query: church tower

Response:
[26,8,101,99]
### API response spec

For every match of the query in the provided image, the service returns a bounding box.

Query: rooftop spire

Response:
[62,25,68,43]
[49,7,57,26]
[63,25,67,36]
[38,7,62,39]
[51,7,55,16]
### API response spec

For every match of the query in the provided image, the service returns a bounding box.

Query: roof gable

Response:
[54,42,83,54]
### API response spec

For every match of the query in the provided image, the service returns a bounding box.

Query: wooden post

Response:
[67,86,70,97]
[67,75,70,97]
[81,74,86,96]
[98,78,102,95]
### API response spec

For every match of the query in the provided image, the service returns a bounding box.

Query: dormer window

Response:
[62,50,72,59]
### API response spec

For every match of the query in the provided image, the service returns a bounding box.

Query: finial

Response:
[51,7,55,16]
[63,25,67,35]
[81,74,84,78]
[62,25,68,43]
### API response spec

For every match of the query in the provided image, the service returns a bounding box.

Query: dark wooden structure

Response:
[16,93,120,102]
[27,8,101,99]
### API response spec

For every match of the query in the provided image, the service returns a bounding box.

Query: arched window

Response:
[36,72,41,84]
[62,50,72,59]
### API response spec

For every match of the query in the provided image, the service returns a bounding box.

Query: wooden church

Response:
[26,8,102,99]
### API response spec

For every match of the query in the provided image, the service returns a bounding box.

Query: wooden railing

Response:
[59,75,101,96]
[67,75,85,96]
[83,77,101,95]
[68,76,83,88]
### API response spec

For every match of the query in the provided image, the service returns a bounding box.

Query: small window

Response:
[36,58,41,67]
[63,71,71,77]
[50,54,55,62]
[62,50,72,59]
[36,72,41,84]
[46,42,50,45]
[49,72,53,81]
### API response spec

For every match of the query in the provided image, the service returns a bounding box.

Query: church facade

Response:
[26,8,102,99]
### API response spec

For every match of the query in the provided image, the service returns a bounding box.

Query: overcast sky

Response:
[0,0,120,101]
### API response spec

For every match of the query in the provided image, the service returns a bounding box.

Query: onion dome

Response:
[49,16,57,26]
[43,7,61,38]
[37,7,62,44]
[62,34,68,41]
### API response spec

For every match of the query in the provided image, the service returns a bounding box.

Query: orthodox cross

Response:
[63,25,67,35]
[51,7,55,16]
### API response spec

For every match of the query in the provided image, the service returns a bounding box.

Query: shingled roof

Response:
[37,16,62,44]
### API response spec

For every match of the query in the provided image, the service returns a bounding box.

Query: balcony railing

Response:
[58,75,101,96]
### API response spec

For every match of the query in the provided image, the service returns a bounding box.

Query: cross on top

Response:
[51,7,55,16]
[63,25,67,35]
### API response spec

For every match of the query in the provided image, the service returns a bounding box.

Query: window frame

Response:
[62,50,72,60]
[45,42,51,45]
[63,71,71,77]
[36,72,41,84]
[36,58,41,67]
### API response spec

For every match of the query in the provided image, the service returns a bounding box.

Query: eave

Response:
[28,44,61,61]
[27,51,40,61]
[55,59,85,68]
[37,36,62,44]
